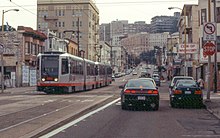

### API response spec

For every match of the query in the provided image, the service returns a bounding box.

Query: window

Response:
[80,21,82,27]
[61,58,69,74]
[59,10,62,16]
[217,7,220,23]
[62,22,65,27]
[201,9,207,25]
[72,21,75,27]
[59,22,61,27]
[25,42,29,54]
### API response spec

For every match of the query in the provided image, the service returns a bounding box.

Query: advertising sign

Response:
[178,43,198,54]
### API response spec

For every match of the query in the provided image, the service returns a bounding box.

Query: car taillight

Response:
[195,90,202,94]
[147,90,158,94]
[173,90,182,94]
[124,89,136,93]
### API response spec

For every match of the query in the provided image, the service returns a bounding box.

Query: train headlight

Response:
[54,78,58,82]
[42,78,45,82]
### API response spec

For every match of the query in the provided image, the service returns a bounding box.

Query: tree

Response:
[0,25,16,32]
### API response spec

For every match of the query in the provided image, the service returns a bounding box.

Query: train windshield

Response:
[41,56,59,77]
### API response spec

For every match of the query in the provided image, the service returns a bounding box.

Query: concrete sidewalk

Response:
[203,91,220,119]
[1,86,36,93]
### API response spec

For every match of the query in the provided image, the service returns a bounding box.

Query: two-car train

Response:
[37,51,112,94]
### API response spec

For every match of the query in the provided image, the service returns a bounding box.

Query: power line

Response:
[9,1,35,15]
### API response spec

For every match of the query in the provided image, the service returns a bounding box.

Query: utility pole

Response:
[213,0,218,93]
[77,17,80,56]
[207,0,211,100]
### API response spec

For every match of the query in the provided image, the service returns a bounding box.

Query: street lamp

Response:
[168,6,187,76]
[1,9,19,93]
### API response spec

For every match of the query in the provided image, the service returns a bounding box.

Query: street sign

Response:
[203,22,216,41]
[203,42,215,56]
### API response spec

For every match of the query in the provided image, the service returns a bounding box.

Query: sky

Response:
[0,0,198,30]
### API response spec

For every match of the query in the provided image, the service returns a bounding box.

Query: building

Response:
[178,4,199,78]
[0,26,47,87]
[120,32,149,56]
[37,0,99,61]
[167,32,180,78]
[197,0,220,90]
[151,12,180,33]
[99,23,111,43]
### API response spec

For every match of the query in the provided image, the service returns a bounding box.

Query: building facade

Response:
[37,0,99,61]
[151,12,180,33]
[0,26,47,87]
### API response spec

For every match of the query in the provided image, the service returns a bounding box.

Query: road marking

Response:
[182,135,220,137]
[81,99,94,103]
[40,98,120,138]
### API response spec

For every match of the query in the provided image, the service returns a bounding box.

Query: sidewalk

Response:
[203,90,220,119]
[2,86,36,94]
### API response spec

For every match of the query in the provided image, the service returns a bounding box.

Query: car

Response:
[169,76,194,89]
[112,75,115,81]
[152,74,161,86]
[119,78,159,111]
[170,79,203,108]
[132,72,138,75]
[138,78,157,87]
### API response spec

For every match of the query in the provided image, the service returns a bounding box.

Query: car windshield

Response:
[126,79,155,88]
[176,80,197,87]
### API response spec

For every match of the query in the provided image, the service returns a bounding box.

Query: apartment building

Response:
[37,0,99,61]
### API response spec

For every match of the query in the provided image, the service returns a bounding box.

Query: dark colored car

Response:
[119,78,159,111]
[152,74,160,86]
[170,79,203,108]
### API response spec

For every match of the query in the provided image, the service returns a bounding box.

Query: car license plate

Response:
[138,96,146,100]
[185,91,191,94]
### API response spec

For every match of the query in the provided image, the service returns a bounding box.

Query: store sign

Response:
[178,43,198,54]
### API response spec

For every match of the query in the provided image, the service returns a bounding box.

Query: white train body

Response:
[37,52,112,94]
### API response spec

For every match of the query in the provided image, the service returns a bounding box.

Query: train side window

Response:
[62,58,69,74]
[95,66,98,75]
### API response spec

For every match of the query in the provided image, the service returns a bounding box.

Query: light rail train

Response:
[37,51,112,94]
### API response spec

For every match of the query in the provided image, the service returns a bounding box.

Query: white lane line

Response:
[182,135,220,137]
[40,98,120,138]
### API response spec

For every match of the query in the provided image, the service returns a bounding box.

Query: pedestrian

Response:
[197,78,204,89]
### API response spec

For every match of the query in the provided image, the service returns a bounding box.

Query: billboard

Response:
[178,43,198,54]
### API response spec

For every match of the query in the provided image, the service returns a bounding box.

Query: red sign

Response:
[203,42,216,56]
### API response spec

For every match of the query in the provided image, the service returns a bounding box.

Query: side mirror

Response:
[119,85,124,89]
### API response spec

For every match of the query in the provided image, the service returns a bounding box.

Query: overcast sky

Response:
[0,0,198,30]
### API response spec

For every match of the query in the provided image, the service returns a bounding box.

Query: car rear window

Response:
[126,80,155,88]
[176,80,197,87]
[173,78,193,84]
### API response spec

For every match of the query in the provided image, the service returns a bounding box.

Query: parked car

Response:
[119,78,159,111]
[152,74,161,86]
[169,76,194,89]
[170,79,203,108]
[112,74,115,81]
[132,72,138,75]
